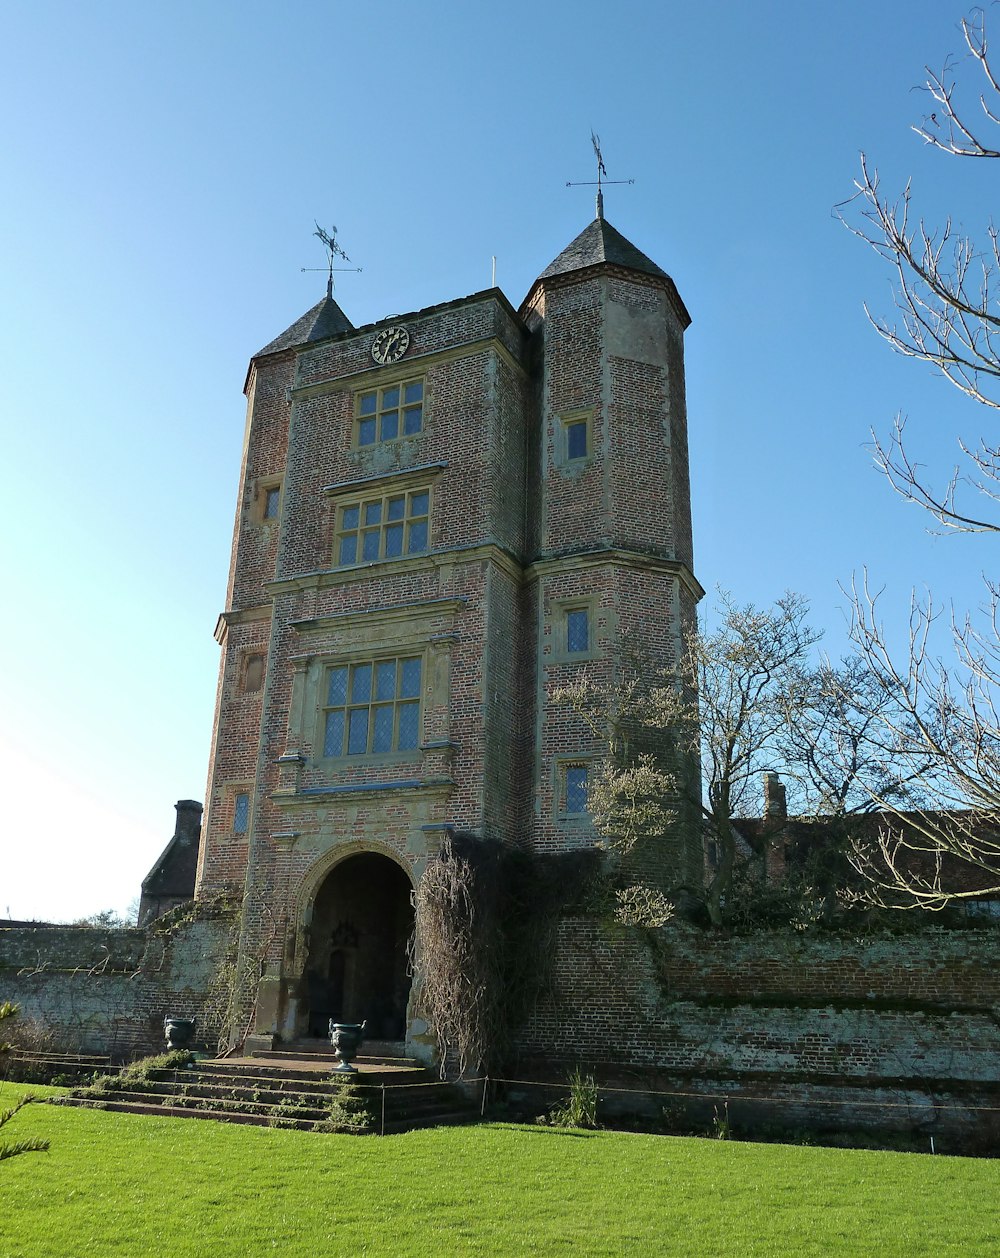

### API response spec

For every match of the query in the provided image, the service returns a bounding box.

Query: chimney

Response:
[174,799,203,846]
[763,773,787,821]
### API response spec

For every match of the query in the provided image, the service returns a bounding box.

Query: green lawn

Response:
[0,1082,997,1256]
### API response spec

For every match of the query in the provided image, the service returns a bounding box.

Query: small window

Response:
[263,487,280,519]
[566,419,588,460]
[562,764,589,815]
[566,608,590,654]
[559,411,592,465]
[357,379,423,446]
[966,899,1000,920]
[322,656,423,758]
[335,488,430,566]
[243,654,265,693]
[233,792,250,835]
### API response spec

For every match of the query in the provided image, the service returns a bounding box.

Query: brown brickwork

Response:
[515,919,1000,1145]
[193,216,703,1053]
[9,216,999,1144]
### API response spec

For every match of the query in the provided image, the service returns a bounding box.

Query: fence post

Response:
[380,1083,386,1137]
[481,1074,489,1118]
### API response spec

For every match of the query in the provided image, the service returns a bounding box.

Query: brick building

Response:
[7,211,999,1144]
[194,208,703,1053]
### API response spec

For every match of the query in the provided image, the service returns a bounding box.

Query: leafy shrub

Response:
[80,1051,194,1095]
[316,1079,373,1133]
[267,1094,316,1128]
[0,1008,60,1084]
[542,1068,598,1129]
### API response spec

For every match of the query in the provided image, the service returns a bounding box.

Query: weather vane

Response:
[301,222,362,297]
[566,132,634,219]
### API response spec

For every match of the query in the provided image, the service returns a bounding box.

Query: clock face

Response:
[371,325,411,365]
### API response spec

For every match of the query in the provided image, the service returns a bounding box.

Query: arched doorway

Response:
[303,852,413,1042]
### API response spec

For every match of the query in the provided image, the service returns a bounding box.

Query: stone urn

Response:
[163,1015,196,1051]
[328,1020,366,1073]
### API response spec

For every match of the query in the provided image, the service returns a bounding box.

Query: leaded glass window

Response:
[323,656,422,757]
[336,488,430,566]
[233,792,250,834]
[357,379,423,446]
[563,765,589,815]
[566,608,590,654]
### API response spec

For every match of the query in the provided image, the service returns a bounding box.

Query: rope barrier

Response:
[484,1075,1000,1115]
[10,1050,112,1064]
[10,1052,1000,1117]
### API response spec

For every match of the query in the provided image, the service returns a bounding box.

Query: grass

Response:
[0,1082,998,1256]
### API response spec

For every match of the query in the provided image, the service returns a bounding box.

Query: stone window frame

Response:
[354,377,425,448]
[232,788,252,835]
[554,756,593,822]
[556,408,594,468]
[333,485,431,568]
[324,464,445,571]
[548,595,600,663]
[318,652,425,762]
[241,651,266,694]
[254,476,283,524]
[282,595,463,784]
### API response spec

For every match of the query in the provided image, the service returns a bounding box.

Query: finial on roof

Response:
[565,132,634,218]
[300,222,363,297]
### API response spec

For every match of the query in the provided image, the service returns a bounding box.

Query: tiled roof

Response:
[538,217,669,282]
[254,294,354,358]
[141,827,200,898]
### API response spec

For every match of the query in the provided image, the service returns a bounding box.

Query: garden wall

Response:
[0,901,235,1060]
[517,919,1000,1149]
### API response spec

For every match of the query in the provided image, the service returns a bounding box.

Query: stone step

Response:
[264,1038,408,1056]
[195,1060,430,1086]
[58,1053,477,1134]
[62,1092,477,1135]
[183,1074,464,1119]
[59,1097,321,1130]
[252,1049,422,1069]
[103,1074,458,1116]
[114,1079,332,1109]
[180,1065,351,1092]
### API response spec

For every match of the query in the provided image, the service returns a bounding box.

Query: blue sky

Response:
[1,1,994,919]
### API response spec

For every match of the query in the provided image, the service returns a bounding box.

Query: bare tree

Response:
[839,9,1000,533]
[845,576,1000,908]
[839,9,1000,905]
[777,656,907,816]
[559,593,821,928]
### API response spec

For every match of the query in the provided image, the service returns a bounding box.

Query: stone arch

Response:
[293,842,416,1042]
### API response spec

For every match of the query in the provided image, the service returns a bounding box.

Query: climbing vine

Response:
[410,833,601,1075]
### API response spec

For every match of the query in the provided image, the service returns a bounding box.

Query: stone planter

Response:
[163,1016,196,1051]
[328,1020,366,1073]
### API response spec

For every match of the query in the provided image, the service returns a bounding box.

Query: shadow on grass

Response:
[496,1123,600,1139]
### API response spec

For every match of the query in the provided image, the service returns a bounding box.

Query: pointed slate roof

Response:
[254,294,354,359]
[538,216,669,283]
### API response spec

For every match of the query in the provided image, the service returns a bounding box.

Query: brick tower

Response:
[195,208,702,1053]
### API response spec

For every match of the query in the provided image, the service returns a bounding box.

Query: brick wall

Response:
[0,902,235,1059]
[517,918,1000,1143]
